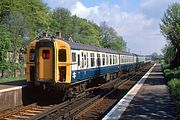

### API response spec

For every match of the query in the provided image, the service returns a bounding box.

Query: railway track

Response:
[74,70,148,119]
[0,64,152,120]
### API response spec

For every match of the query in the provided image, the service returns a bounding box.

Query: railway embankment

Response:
[163,63,180,114]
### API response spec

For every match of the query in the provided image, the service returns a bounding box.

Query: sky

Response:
[43,0,180,55]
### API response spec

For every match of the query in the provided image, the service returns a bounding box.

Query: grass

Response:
[162,63,180,112]
[0,76,26,83]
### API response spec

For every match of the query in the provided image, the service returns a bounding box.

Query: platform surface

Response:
[103,64,179,120]
[0,80,26,91]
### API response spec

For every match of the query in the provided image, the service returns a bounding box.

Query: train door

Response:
[71,51,78,82]
[76,51,81,80]
[56,41,71,83]
[97,53,101,76]
[38,47,53,81]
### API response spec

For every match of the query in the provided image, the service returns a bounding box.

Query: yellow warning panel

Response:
[38,47,53,80]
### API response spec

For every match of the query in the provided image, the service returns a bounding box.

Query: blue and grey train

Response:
[26,33,146,94]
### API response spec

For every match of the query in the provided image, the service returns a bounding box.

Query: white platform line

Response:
[0,85,27,93]
[103,64,156,120]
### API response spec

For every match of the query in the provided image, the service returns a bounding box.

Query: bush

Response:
[163,68,174,82]
[163,64,180,81]
[163,63,170,69]
[163,63,180,112]
[168,78,180,111]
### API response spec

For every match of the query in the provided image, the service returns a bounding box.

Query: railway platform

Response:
[103,63,179,120]
[0,80,26,90]
[0,80,27,112]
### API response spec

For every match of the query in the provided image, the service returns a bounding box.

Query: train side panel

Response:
[55,39,71,84]
[26,40,39,82]
[70,50,121,83]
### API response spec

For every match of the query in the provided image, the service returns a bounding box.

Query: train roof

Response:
[62,39,133,55]
[34,37,137,56]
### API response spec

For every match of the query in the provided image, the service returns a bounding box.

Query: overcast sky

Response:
[43,0,180,55]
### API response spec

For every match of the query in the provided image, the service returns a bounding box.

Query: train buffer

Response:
[103,63,179,120]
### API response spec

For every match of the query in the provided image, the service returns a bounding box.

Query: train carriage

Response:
[26,33,146,94]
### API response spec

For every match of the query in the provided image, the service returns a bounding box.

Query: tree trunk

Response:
[170,48,180,68]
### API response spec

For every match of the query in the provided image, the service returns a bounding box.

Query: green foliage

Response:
[162,63,170,69]
[160,2,180,47]
[163,64,180,82]
[151,52,163,61]
[100,22,126,51]
[0,0,51,78]
[0,77,25,83]
[168,79,180,111]
[163,63,180,112]
[50,8,71,37]
[0,25,11,71]
[160,2,180,68]
[50,8,102,47]
[0,1,127,79]
[0,0,50,37]
[162,43,175,64]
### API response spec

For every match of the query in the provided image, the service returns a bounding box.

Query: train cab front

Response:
[26,37,55,89]
[26,33,71,90]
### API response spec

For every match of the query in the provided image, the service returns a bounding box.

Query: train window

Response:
[130,56,131,62]
[119,56,121,63]
[72,52,76,62]
[59,66,66,82]
[121,56,122,63]
[59,49,66,62]
[106,55,108,65]
[115,56,117,64]
[110,55,112,65]
[90,53,95,67]
[82,53,85,68]
[122,56,124,63]
[102,54,105,66]
[82,53,86,68]
[84,54,86,66]
[29,49,35,62]
[42,50,50,59]
[78,54,80,66]
[117,56,119,64]
[113,55,115,64]
[97,53,101,66]
[87,53,89,67]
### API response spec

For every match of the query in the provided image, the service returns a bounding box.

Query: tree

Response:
[50,8,72,38]
[50,8,101,46]
[2,12,26,75]
[151,52,163,61]
[0,25,11,77]
[151,52,159,61]
[19,0,51,37]
[100,21,126,51]
[162,43,176,64]
[0,0,51,37]
[160,2,180,68]
[0,0,50,77]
